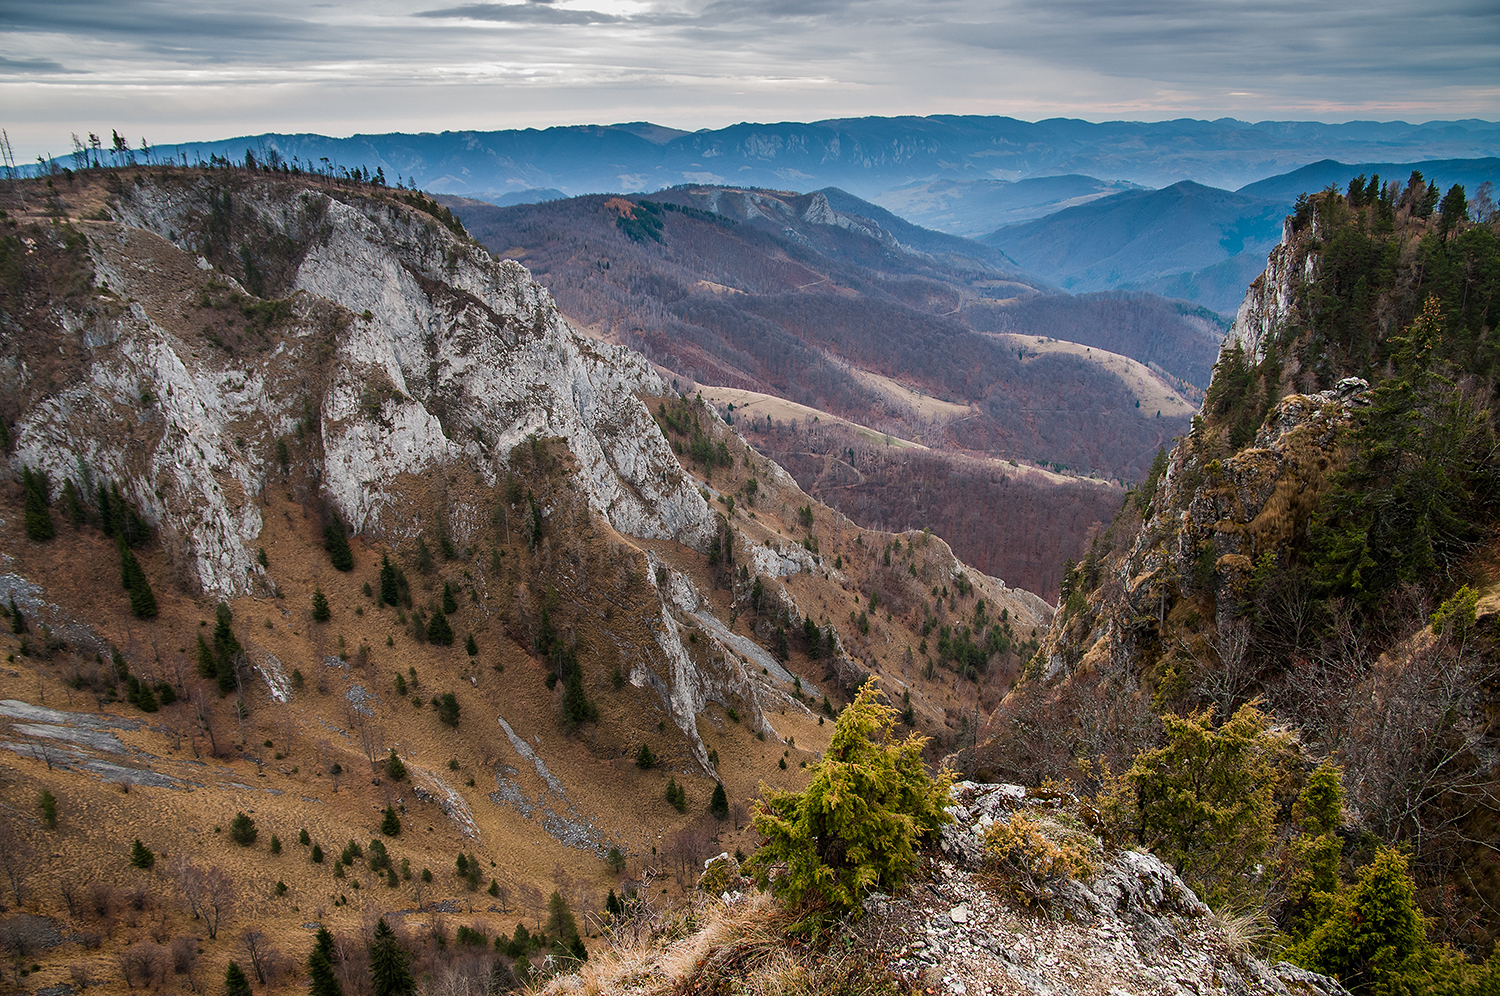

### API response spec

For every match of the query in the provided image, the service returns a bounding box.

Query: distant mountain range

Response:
[981,157,1500,312]
[119,117,1499,315]
[142,115,1500,202]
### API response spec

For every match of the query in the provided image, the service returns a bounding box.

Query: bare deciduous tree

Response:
[0,821,33,906]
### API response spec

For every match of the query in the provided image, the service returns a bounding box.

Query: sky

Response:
[2,0,1498,162]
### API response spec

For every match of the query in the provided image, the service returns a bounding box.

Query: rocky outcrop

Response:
[1226,217,1305,364]
[855,781,1349,996]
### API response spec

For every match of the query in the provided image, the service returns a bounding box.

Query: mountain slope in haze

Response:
[872,174,1145,238]
[982,181,1287,307]
[446,186,1216,595]
[1237,156,1500,203]
[135,115,1500,201]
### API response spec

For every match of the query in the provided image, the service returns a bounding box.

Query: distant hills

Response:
[979,157,1500,313]
[145,115,1500,202]
[872,175,1144,238]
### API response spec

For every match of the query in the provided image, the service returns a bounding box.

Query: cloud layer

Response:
[2,0,1497,159]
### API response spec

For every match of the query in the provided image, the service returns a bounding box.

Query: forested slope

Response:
[970,171,1500,991]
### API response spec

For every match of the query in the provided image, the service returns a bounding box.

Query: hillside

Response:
[870,175,1144,238]
[982,181,1288,312]
[0,166,1059,995]
[969,167,1500,987]
[445,186,1216,595]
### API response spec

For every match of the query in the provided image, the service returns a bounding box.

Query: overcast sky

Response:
[3,0,1497,162]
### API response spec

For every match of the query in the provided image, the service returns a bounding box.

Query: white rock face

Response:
[24,176,715,598]
[1225,218,1297,365]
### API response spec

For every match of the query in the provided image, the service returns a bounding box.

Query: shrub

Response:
[981,811,1100,906]
[230,812,258,846]
[747,679,952,923]
[1117,700,1298,910]
[310,844,324,864]
[269,834,281,855]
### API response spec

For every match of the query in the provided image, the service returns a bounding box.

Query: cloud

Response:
[0,0,1495,162]
[0,55,84,74]
[416,2,622,25]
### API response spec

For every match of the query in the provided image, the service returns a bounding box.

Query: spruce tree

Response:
[130,838,155,869]
[312,588,331,622]
[22,467,55,542]
[436,692,460,728]
[120,541,157,618]
[224,961,252,996]
[562,667,597,727]
[426,610,453,646]
[368,918,415,996]
[60,479,84,528]
[379,555,399,606]
[212,602,241,693]
[324,516,353,572]
[308,928,343,996]
[385,749,407,781]
[380,806,400,836]
[464,632,478,657]
[230,811,258,846]
[710,782,729,820]
[8,596,24,635]
[441,582,457,614]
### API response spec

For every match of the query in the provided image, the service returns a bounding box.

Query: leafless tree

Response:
[175,857,234,939]
[240,928,269,983]
[191,687,220,758]
[0,821,32,906]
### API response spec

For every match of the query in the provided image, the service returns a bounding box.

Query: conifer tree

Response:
[465,632,478,657]
[710,782,729,820]
[747,679,952,918]
[562,666,597,727]
[436,692,460,728]
[380,806,400,837]
[545,891,585,961]
[441,582,457,614]
[385,749,407,781]
[324,515,353,572]
[368,918,415,996]
[212,602,241,693]
[379,555,399,606]
[59,479,84,528]
[312,587,330,622]
[224,961,252,996]
[8,596,24,635]
[120,541,158,618]
[130,838,155,869]
[22,467,54,542]
[426,609,453,646]
[308,927,343,996]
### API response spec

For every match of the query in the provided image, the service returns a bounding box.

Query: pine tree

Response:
[545,891,584,961]
[130,838,155,869]
[22,467,54,542]
[312,587,330,622]
[224,961,252,996]
[426,609,453,645]
[308,927,343,996]
[369,918,415,996]
[710,782,729,820]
